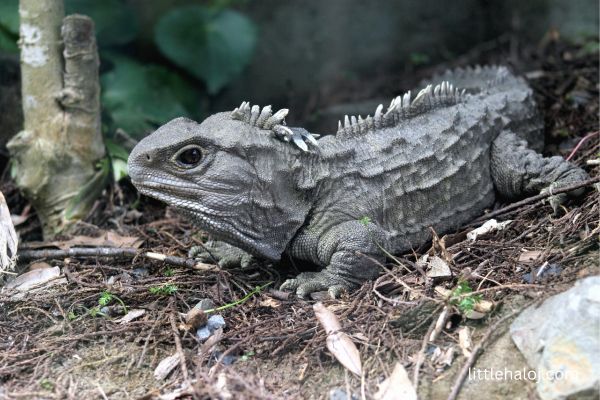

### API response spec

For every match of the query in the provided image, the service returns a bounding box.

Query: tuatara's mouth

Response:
[135,185,278,260]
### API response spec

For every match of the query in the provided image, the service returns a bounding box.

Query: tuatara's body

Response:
[128,66,588,297]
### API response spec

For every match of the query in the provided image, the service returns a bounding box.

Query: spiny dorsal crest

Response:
[336,80,467,136]
[231,101,318,152]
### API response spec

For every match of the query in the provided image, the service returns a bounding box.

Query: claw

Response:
[280,272,354,299]
[541,184,568,215]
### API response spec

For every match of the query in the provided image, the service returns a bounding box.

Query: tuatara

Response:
[127,66,588,297]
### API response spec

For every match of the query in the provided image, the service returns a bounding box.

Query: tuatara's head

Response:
[127,104,317,260]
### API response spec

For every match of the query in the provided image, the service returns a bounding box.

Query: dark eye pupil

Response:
[179,148,202,166]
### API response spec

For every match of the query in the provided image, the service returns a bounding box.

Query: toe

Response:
[327,284,348,299]
[280,278,300,292]
[296,281,328,298]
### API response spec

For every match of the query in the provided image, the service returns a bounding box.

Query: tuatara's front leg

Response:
[281,221,385,298]
[189,240,256,269]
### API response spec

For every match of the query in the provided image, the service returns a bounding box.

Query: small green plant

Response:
[88,291,128,317]
[163,267,175,277]
[40,379,54,391]
[98,291,113,306]
[449,280,482,314]
[149,284,178,296]
[67,311,77,321]
[88,306,102,317]
[240,350,255,361]
[359,216,371,226]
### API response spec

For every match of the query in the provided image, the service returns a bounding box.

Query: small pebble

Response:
[131,268,149,278]
[212,350,237,365]
[195,298,215,311]
[196,314,226,340]
[329,388,358,400]
[207,315,226,330]
[523,263,563,284]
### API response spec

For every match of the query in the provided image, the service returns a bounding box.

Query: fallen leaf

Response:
[154,354,179,380]
[374,362,417,400]
[4,266,61,291]
[473,299,494,314]
[28,261,53,270]
[458,326,473,357]
[430,346,456,369]
[313,302,362,376]
[10,214,29,226]
[467,219,512,241]
[259,297,281,308]
[0,192,18,272]
[26,231,143,251]
[518,250,543,264]
[116,309,146,324]
[424,256,452,279]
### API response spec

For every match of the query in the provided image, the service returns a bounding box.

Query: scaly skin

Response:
[128,66,589,298]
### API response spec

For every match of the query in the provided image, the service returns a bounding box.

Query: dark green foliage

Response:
[101,54,199,137]
[65,0,138,46]
[0,0,18,53]
[0,1,256,137]
[155,5,257,94]
[0,0,18,35]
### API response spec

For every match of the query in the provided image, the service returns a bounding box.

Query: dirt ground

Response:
[0,36,598,399]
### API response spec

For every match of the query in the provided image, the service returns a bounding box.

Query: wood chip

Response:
[154,354,179,380]
[458,326,473,357]
[374,362,417,400]
[313,302,362,376]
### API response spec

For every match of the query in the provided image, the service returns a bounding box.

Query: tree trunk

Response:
[7,0,106,238]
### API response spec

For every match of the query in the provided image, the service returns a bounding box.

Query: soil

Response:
[0,36,598,399]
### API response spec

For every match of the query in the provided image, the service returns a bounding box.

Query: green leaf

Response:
[0,0,19,35]
[111,159,128,182]
[65,0,138,47]
[101,54,198,137]
[105,139,130,181]
[155,5,257,94]
[0,26,18,53]
[105,138,130,161]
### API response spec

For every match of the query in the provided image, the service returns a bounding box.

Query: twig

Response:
[566,131,599,161]
[446,303,530,400]
[17,247,219,271]
[473,176,600,223]
[169,298,189,382]
[137,309,166,369]
[429,305,450,342]
[412,305,443,388]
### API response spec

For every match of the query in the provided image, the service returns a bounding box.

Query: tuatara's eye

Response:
[177,146,202,167]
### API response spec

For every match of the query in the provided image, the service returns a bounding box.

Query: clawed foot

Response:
[540,184,568,214]
[280,271,355,299]
[189,241,255,269]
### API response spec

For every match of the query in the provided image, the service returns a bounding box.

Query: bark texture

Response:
[7,0,105,237]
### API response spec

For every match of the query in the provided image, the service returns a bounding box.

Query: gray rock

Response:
[194,298,215,311]
[510,276,600,400]
[196,314,226,341]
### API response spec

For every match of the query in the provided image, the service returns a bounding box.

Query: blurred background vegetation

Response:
[0,0,598,181]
